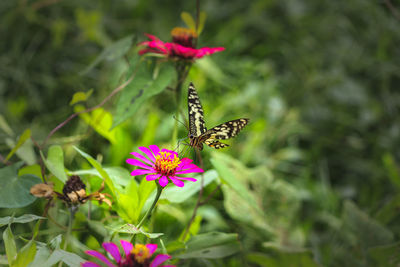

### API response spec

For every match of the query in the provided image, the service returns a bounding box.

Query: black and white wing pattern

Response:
[187,83,249,150]
[188,82,207,138]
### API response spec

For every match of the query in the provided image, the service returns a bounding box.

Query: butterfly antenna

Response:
[173,115,188,131]
[180,142,192,158]
[174,137,187,153]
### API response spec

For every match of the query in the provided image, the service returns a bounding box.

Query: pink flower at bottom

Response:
[126,145,203,188]
[82,241,174,267]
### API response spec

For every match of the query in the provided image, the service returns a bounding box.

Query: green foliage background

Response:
[1,0,400,266]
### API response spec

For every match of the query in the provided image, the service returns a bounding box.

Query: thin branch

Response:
[199,184,221,205]
[0,153,12,166]
[196,0,200,32]
[384,0,400,21]
[31,0,62,11]
[41,75,134,148]
[181,149,204,241]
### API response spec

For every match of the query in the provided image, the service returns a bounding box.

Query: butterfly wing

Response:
[188,82,207,137]
[208,118,249,140]
[204,139,230,149]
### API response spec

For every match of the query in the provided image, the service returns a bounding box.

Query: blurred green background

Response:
[1,0,400,266]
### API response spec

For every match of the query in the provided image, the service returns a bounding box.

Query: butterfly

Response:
[187,82,249,150]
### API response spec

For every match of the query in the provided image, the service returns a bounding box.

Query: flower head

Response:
[138,28,225,60]
[126,145,203,187]
[82,241,174,267]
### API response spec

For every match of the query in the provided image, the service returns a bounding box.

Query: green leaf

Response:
[112,63,176,128]
[382,153,400,189]
[343,201,394,248]
[109,223,164,238]
[18,164,42,178]
[81,35,134,74]
[43,249,85,266]
[41,145,67,183]
[5,129,31,162]
[87,220,109,239]
[3,225,17,266]
[179,215,202,242]
[14,240,36,267]
[69,89,93,105]
[138,177,157,214]
[71,166,132,189]
[75,106,117,143]
[117,179,140,223]
[49,234,63,250]
[160,170,218,203]
[0,163,41,208]
[28,246,51,267]
[0,214,45,227]
[197,12,207,35]
[246,251,319,267]
[368,243,400,266]
[195,58,230,86]
[73,146,117,197]
[177,232,240,259]
[210,153,260,212]
[181,12,196,30]
[0,114,14,136]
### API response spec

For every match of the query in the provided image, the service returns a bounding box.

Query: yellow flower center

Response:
[170,27,197,48]
[131,244,150,264]
[154,152,181,176]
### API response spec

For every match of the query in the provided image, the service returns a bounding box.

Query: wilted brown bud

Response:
[30,183,54,198]
[62,175,87,204]
[91,192,112,208]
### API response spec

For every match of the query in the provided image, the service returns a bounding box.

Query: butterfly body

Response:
[187,82,249,150]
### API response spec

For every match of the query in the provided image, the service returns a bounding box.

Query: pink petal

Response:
[126,158,153,170]
[85,251,117,267]
[149,145,160,156]
[174,176,197,182]
[131,169,154,176]
[180,158,193,164]
[195,47,225,58]
[146,174,161,181]
[170,177,185,187]
[139,146,156,161]
[130,152,153,165]
[176,163,200,170]
[102,242,121,263]
[144,33,159,41]
[81,262,102,267]
[146,243,158,255]
[139,48,168,56]
[120,240,133,258]
[158,176,169,187]
[150,254,172,267]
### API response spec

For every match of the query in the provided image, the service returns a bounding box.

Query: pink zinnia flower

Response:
[126,145,203,187]
[82,241,174,267]
[138,27,225,59]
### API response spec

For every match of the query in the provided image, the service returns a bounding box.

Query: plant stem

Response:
[136,185,163,229]
[63,207,76,250]
[172,63,191,146]
[58,207,76,267]
[181,149,204,241]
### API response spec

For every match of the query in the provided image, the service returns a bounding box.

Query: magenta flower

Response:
[82,241,174,267]
[126,145,203,187]
[138,27,225,60]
